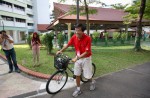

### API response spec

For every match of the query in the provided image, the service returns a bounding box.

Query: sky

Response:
[50,0,133,5]
[97,0,132,5]
[49,0,133,14]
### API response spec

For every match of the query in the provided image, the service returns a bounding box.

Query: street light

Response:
[0,16,4,30]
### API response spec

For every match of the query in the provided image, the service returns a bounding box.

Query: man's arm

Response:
[0,37,3,44]
[6,38,14,43]
[56,44,69,54]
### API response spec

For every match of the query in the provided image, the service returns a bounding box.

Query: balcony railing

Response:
[15,22,26,27]
[0,5,13,12]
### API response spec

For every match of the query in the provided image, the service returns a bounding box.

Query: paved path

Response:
[0,58,76,98]
[1,53,150,98]
[29,62,150,98]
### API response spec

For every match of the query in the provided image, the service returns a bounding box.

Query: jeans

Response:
[3,48,19,71]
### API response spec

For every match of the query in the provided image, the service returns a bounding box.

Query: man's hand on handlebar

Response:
[56,51,62,55]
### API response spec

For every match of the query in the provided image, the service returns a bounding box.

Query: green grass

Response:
[1,43,150,77]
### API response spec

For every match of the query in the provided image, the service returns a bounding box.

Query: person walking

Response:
[0,30,20,73]
[57,24,96,97]
[31,32,41,66]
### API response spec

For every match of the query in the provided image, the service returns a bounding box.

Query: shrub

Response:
[113,32,120,45]
[42,33,54,54]
[104,32,109,46]
[58,32,65,49]
[92,31,99,45]
[27,34,32,49]
[120,32,127,44]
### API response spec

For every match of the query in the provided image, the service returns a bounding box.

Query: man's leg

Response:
[72,76,82,97]
[72,61,82,97]
[83,57,96,91]
[4,50,13,73]
[11,48,20,73]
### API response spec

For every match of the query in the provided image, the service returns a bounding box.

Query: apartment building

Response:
[0,0,50,43]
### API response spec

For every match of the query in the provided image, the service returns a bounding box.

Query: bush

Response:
[120,32,127,44]
[42,33,54,54]
[113,32,120,45]
[92,31,99,45]
[27,34,32,49]
[104,32,109,46]
[58,32,65,49]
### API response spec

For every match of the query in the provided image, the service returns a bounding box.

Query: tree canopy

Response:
[125,0,150,19]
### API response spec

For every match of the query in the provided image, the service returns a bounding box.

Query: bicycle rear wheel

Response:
[81,63,96,83]
[46,70,68,94]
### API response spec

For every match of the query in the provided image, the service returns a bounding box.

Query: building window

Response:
[27,23,34,26]
[1,15,14,21]
[27,14,33,18]
[16,18,26,23]
[27,5,32,9]
[0,1,12,8]
[14,4,25,11]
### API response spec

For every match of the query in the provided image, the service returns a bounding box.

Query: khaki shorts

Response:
[74,56,92,79]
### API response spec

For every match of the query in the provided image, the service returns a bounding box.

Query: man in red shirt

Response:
[57,24,96,97]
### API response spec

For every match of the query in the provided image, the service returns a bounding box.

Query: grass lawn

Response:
[0,42,150,77]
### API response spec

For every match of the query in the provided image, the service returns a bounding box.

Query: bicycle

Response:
[46,53,96,94]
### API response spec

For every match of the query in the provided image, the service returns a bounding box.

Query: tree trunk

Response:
[84,0,90,35]
[134,0,146,51]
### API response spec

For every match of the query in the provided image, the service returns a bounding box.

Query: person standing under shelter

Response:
[31,32,41,66]
[57,24,96,97]
[0,30,20,73]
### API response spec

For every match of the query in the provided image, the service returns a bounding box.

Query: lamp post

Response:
[0,16,4,30]
[76,0,79,24]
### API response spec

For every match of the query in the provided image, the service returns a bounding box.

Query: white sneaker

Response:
[72,89,82,97]
[90,80,96,91]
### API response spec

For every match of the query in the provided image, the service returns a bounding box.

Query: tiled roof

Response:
[54,2,128,22]
[37,24,49,31]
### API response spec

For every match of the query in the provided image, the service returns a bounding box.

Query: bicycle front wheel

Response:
[46,70,68,94]
[81,63,96,83]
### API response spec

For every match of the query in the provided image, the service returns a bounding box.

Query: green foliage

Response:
[113,32,120,44]
[120,32,127,44]
[42,33,54,54]
[27,34,32,49]
[104,32,109,46]
[58,32,65,49]
[92,31,99,45]
[111,3,128,9]
[125,0,150,19]
[70,32,74,37]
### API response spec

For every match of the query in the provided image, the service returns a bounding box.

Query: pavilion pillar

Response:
[66,23,71,42]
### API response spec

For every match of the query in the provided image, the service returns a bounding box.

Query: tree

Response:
[111,3,129,10]
[126,0,150,19]
[125,0,148,51]
[134,0,146,51]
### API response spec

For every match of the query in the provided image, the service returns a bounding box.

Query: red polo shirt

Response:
[68,33,92,57]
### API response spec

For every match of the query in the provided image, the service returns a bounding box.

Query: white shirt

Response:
[1,35,14,50]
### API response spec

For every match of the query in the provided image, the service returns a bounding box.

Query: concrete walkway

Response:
[0,58,76,98]
[1,54,150,98]
[28,62,150,98]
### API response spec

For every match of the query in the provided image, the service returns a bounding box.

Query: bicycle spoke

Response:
[46,71,68,94]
